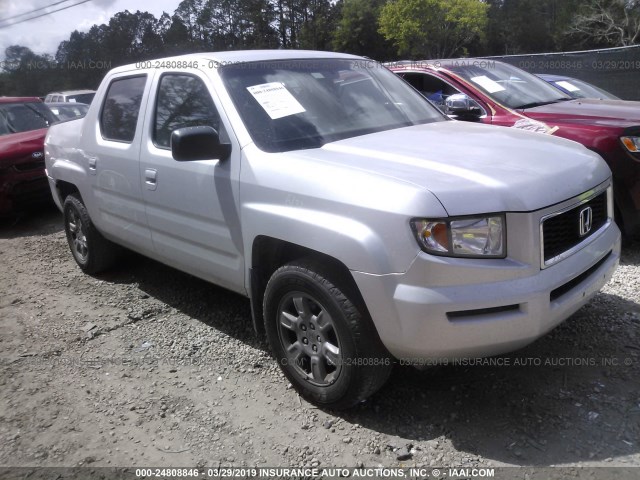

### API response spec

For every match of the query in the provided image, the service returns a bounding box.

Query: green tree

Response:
[161,14,193,54]
[485,0,588,55]
[104,11,165,62]
[197,0,278,50]
[272,0,337,49]
[242,0,280,48]
[1,46,60,95]
[174,0,208,48]
[379,0,489,59]
[332,0,395,60]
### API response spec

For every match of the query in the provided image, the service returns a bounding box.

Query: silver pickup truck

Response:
[45,50,621,409]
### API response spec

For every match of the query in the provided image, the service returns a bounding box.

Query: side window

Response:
[401,72,462,112]
[153,74,221,149]
[100,76,147,142]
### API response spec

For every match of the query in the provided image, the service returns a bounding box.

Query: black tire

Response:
[63,193,119,274]
[263,260,392,409]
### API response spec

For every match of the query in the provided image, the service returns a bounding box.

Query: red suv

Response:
[0,97,57,216]
[389,60,640,237]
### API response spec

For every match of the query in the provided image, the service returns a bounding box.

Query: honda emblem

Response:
[579,206,592,237]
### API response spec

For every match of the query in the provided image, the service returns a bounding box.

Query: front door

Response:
[139,71,244,293]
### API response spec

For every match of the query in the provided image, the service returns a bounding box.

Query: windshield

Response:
[0,102,57,136]
[49,103,89,120]
[219,58,445,152]
[549,78,620,100]
[443,61,572,110]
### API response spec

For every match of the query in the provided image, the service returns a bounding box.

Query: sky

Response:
[0,0,181,60]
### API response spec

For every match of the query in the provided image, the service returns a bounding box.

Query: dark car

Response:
[46,102,89,121]
[390,59,640,237]
[0,97,58,216]
[536,74,620,100]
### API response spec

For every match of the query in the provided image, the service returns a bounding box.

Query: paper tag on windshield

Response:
[247,82,306,119]
[555,80,580,92]
[470,75,505,93]
[512,118,553,134]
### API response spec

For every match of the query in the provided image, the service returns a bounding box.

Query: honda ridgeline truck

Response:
[45,51,620,408]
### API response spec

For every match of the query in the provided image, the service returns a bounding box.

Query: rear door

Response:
[139,70,244,293]
[82,73,153,253]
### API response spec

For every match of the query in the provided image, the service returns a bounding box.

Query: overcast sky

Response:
[0,0,181,60]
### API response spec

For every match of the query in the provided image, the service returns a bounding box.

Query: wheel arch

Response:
[248,236,371,338]
[55,180,81,204]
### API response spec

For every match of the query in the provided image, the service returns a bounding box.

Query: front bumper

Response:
[352,198,621,361]
[0,169,51,216]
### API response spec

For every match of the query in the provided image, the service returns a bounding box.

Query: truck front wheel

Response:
[263,261,392,409]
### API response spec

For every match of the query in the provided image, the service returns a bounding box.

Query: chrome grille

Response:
[541,191,608,266]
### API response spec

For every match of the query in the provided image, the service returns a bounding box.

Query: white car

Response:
[47,102,89,121]
[44,89,95,104]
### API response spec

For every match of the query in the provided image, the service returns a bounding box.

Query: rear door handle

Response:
[144,169,158,191]
[88,157,97,174]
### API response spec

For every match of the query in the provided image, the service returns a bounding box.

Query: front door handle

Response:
[144,169,158,191]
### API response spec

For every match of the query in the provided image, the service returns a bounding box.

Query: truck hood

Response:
[0,128,47,165]
[290,121,611,216]
[523,98,640,128]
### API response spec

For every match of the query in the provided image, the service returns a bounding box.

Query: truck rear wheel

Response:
[263,260,392,409]
[63,193,118,274]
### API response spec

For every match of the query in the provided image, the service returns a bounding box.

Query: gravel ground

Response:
[1,206,639,471]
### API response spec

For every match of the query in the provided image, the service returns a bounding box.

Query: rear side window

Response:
[101,76,147,142]
[153,74,221,149]
[69,93,95,104]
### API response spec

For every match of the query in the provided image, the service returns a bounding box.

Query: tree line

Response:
[1,0,638,96]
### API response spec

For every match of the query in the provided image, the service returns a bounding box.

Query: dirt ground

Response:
[1,205,639,473]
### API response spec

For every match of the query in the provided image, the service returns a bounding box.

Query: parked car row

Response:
[535,74,620,100]
[44,50,625,408]
[0,96,89,216]
[390,59,640,237]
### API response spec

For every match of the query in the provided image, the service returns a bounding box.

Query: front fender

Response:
[244,203,405,274]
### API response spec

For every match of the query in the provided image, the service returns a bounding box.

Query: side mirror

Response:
[171,126,231,161]
[445,94,483,119]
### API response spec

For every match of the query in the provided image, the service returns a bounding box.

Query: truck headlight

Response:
[411,215,506,258]
[621,136,640,153]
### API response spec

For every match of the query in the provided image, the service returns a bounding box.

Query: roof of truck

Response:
[111,50,362,75]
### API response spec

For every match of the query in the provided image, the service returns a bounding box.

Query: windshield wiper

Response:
[23,104,52,126]
[515,98,572,110]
